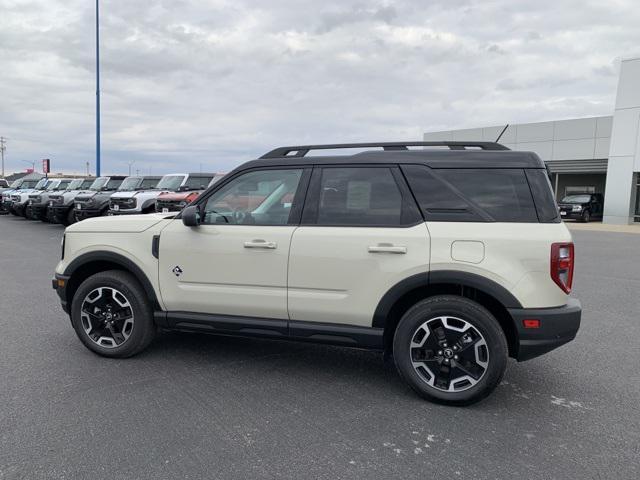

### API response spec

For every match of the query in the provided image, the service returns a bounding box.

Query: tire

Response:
[65,208,76,226]
[70,270,156,358]
[581,210,591,223]
[393,295,508,406]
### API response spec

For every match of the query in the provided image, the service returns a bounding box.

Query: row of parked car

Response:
[0,172,224,225]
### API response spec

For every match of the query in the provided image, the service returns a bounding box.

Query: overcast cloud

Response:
[1,0,639,175]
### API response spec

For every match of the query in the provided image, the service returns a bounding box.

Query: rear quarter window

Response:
[402,165,538,223]
[525,169,560,223]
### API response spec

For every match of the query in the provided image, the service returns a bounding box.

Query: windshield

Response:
[156,175,186,190]
[80,179,95,189]
[89,177,109,191]
[562,195,591,203]
[56,180,71,190]
[45,181,61,191]
[10,180,22,188]
[67,179,84,190]
[118,177,142,191]
[34,179,48,189]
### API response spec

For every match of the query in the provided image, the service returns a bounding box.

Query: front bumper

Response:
[509,298,581,361]
[29,204,47,219]
[559,210,583,220]
[13,203,27,216]
[74,208,103,221]
[52,273,71,314]
[0,200,11,214]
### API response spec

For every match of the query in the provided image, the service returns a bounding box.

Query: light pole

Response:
[127,159,136,176]
[96,0,101,177]
[21,160,36,172]
[0,137,6,178]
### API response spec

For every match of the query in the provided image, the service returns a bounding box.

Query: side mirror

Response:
[182,205,201,227]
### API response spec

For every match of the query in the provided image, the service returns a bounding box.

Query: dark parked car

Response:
[49,178,96,225]
[73,176,127,221]
[26,178,74,221]
[558,193,604,222]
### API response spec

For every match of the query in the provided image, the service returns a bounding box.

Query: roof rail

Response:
[260,141,509,158]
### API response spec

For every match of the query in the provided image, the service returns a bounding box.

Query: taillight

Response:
[551,242,574,294]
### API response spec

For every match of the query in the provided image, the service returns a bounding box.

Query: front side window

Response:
[140,177,160,189]
[202,169,303,225]
[313,167,407,226]
[105,178,124,190]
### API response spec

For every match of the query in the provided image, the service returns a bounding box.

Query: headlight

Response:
[572,205,582,212]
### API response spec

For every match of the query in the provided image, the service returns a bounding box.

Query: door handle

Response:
[244,239,277,249]
[368,244,407,254]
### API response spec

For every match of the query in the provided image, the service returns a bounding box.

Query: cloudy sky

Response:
[1,0,639,176]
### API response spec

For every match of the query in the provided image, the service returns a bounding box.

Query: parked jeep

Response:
[558,193,604,223]
[1,177,43,214]
[154,173,223,213]
[107,176,166,215]
[11,177,50,217]
[53,142,581,406]
[26,178,74,221]
[49,178,97,225]
[73,176,127,222]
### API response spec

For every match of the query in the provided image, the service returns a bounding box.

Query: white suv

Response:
[53,142,581,405]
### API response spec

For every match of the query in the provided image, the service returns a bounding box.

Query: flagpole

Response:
[96,0,101,177]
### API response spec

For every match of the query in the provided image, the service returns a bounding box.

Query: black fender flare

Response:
[63,251,160,310]
[372,270,522,329]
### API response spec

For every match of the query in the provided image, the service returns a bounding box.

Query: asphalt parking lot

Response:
[0,215,639,480]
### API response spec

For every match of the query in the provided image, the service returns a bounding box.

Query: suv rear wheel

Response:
[393,295,507,406]
[70,270,156,358]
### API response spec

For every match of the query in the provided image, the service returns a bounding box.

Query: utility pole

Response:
[86,161,90,176]
[96,0,101,177]
[127,159,136,176]
[0,137,6,178]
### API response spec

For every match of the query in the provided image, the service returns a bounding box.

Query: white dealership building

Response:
[424,56,640,224]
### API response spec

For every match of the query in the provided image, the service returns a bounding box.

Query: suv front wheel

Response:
[393,295,507,406]
[70,270,156,358]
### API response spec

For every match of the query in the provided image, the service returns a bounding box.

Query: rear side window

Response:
[308,167,419,226]
[525,169,560,223]
[402,165,538,222]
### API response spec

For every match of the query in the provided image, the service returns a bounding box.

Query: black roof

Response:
[241,142,546,170]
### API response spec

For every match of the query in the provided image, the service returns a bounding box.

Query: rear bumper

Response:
[509,298,581,361]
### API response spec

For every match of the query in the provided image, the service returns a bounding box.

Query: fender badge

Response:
[172,266,183,277]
